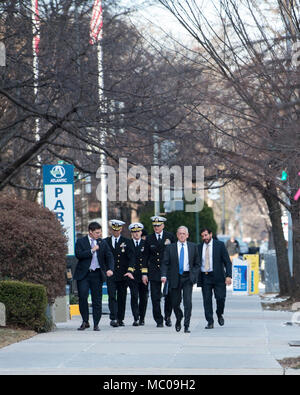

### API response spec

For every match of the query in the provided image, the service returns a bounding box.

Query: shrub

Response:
[0,195,68,302]
[0,280,50,332]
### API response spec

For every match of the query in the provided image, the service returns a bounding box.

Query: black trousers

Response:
[164,288,173,320]
[127,278,149,321]
[170,273,193,328]
[201,272,226,324]
[150,280,173,325]
[107,276,128,322]
[77,270,103,326]
[149,280,163,325]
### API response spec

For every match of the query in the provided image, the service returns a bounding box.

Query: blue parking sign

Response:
[43,164,75,256]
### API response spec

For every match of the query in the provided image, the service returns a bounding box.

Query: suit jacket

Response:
[161,241,201,288]
[130,239,149,282]
[145,231,176,281]
[104,235,135,281]
[197,238,232,286]
[74,236,114,281]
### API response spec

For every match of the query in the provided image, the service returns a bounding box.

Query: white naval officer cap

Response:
[150,216,167,226]
[129,222,144,232]
[109,219,125,230]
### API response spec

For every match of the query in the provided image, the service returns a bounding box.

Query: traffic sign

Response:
[43,164,75,256]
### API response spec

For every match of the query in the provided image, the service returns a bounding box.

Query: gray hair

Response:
[177,225,189,234]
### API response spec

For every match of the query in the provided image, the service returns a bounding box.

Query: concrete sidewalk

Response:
[0,288,300,375]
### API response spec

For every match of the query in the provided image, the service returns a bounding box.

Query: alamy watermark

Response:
[95,158,204,213]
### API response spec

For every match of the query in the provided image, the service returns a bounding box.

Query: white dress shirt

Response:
[177,241,189,272]
[112,236,120,249]
[156,231,164,240]
[134,239,141,247]
[201,239,213,272]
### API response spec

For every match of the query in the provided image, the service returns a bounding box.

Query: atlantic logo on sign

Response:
[49,165,67,183]
[50,165,65,178]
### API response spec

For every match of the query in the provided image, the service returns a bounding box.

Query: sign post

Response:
[232,258,249,295]
[43,164,75,256]
[244,254,260,295]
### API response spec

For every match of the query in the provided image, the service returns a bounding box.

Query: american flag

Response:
[32,0,40,54]
[90,0,103,45]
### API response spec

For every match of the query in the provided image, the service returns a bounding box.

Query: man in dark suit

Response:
[104,219,135,327]
[143,216,176,327]
[197,228,232,329]
[74,222,114,331]
[161,226,200,333]
[128,222,149,326]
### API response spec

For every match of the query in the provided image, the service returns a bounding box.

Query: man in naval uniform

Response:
[128,222,149,326]
[104,219,135,327]
[143,216,176,327]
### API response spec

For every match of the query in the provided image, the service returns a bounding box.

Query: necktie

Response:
[158,234,161,243]
[91,238,95,250]
[113,237,118,249]
[179,243,184,275]
[90,239,99,270]
[205,244,210,272]
[136,241,139,248]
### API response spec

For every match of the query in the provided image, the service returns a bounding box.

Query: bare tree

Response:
[157,0,300,296]
[0,0,190,197]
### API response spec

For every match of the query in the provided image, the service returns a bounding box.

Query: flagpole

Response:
[90,0,108,237]
[97,39,108,238]
[32,0,42,204]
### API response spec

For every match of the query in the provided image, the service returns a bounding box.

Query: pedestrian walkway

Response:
[0,288,300,375]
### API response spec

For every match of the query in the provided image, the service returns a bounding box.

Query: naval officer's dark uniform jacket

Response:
[104,235,135,323]
[127,238,149,323]
[145,231,176,325]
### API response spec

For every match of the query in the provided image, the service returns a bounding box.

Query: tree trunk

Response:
[290,199,300,298]
[263,186,292,296]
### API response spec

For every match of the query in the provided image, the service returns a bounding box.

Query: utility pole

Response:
[89,0,108,237]
[153,130,160,216]
[221,187,226,234]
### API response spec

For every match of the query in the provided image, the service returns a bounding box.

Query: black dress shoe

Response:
[110,320,119,327]
[156,323,163,327]
[118,321,125,327]
[132,321,139,326]
[93,325,100,331]
[205,323,214,329]
[77,322,90,331]
[175,321,182,332]
[218,315,225,326]
[139,320,145,326]
[184,327,191,333]
[165,317,172,327]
